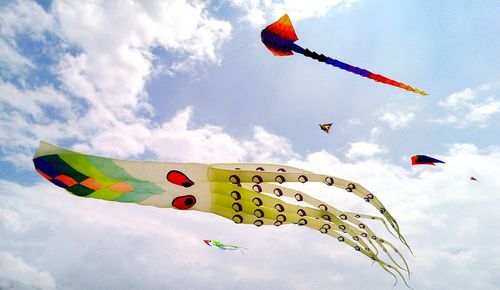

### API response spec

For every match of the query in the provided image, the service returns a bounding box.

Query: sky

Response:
[1,0,499,289]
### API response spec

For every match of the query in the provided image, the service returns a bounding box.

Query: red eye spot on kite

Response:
[167,170,194,187]
[172,195,196,210]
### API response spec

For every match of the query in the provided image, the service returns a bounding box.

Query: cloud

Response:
[148,107,298,163]
[229,0,359,26]
[0,251,55,290]
[378,108,416,129]
[0,0,232,166]
[345,141,386,159]
[0,38,34,76]
[437,83,500,127]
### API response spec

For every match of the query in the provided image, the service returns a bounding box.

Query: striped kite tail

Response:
[294,46,427,96]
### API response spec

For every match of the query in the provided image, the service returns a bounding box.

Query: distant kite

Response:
[204,240,245,253]
[411,155,445,166]
[261,14,427,95]
[470,176,477,181]
[33,141,412,287]
[319,123,333,133]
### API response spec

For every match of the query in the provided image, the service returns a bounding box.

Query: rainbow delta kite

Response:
[33,141,412,286]
[261,14,427,96]
[319,123,333,133]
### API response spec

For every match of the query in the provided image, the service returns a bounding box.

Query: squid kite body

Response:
[33,141,412,286]
[261,14,427,96]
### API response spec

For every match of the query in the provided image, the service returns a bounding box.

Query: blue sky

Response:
[1,1,499,289]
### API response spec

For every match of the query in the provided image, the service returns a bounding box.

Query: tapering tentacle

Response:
[301,215,412,288]
[251,182,410,275]
[209,166,411,250]
[212,184,378,260]
[346,212,399,239]
[210,180,409,279]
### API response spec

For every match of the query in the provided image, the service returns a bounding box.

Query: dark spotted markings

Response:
[298,175,308,183]
[274,204,284,212]
[231,191,241,200]
[232,215,243,224]
[276,214,286,222]
[254,209,264,218]
[273,188,283,197]
[232,203,242,212]
[252,197,263,206]
[324,176,334,186]
[254,219,264,227]
[294,193,303,201]
[252,184,262,192]
[297,218,307,226]
[166,170,194,188]
[275,175,285,184]
[297,209,306,216]
[252,175,263,184]
[229,175,240,184]
[172,195,196,210]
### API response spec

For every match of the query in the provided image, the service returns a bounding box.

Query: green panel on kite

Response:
[41,155,88,182]
[68,184,95,197]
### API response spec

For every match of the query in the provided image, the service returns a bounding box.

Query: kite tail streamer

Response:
[291,44,427,96]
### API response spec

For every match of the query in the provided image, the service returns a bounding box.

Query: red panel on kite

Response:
[411,155,445,166]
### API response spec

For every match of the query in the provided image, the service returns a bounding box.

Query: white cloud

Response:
[438,83,500,127]
[345,141,386,159]
[0,0,232,166]
[369,127,382,139]
[467,100,500,123]
[230,0,359,26]
[438,88,476,109]
[379,110,416,129]
[0,0,54,40]
[431,114,458,125]
[147,107,298,163]
[0,1,54,78]
[0,251,55,290]
[0,38,34,76]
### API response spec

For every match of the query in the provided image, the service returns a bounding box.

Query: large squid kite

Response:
[33,141,412,286]
[261,14,427,96]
